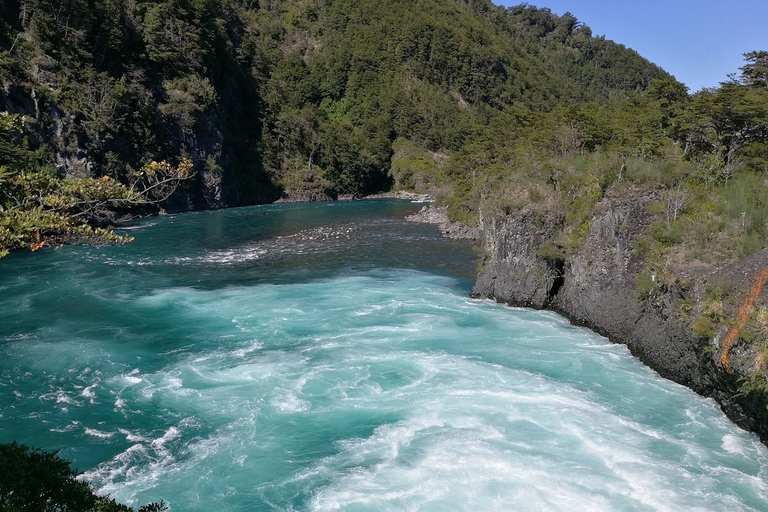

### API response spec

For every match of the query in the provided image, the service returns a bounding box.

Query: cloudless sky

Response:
[494,1,768,92]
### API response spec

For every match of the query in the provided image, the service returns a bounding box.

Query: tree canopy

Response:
[0,112,192,256]
[0,0,669,211]
[0,442,165,511]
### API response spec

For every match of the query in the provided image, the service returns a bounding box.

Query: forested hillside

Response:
[0,0,666,211]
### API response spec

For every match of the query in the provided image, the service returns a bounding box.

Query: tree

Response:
[0,442,166,512]
[141,1,205,72]
[685,82,768,173]
[740,50,768,90]
[646,77,689,139]
[0,113,194,257]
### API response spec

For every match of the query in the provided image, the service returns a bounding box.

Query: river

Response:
[1,199,767,511]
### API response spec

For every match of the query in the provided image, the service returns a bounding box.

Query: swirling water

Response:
[1,199,768,511]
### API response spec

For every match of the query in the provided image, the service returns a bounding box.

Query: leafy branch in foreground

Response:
[0,442,166,512]
[0,113,193,257]
[128,158,195,204]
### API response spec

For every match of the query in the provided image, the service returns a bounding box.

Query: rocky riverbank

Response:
[405,205,480,240]
[471,192,768,442]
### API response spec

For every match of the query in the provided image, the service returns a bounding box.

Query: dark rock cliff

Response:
[471,191,768,442]
[0,78,276,212]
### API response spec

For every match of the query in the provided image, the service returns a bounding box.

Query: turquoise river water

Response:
[1,199,768,511]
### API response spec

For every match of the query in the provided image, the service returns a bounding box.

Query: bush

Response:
[0,442,166,512]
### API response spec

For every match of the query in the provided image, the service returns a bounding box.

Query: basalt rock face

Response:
[0,81,273,212]
[472,192,768,442]
[472,211,560,307]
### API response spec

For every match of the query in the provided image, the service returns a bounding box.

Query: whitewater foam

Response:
[4,200,768,511]
[85,428,114,439]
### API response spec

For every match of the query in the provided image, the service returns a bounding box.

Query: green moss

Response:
[535,241,565,261]
[691,316,719,339]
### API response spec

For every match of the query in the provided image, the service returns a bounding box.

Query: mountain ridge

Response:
[0,0,668,206]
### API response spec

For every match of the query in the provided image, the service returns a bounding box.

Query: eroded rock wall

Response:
[472,193,768,441]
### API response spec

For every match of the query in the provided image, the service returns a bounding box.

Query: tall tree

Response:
[740,50,768,90]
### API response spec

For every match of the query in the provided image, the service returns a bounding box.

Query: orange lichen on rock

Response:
[720,267,768,372]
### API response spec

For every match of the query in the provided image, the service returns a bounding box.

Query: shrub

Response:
[0,442,166,512]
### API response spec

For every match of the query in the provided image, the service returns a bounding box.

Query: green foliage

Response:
[608,52,768,272]
[0,442,166,512]
[0,167,136,256]
[160,75,217,128]
[685,81,768,175]
[535,240,565,262]
[0,441,95,511]
[279,157,334,199]
[738,304,768,399]
[739,369,768,399]
[0,113,193,257]
[740,51,768,90]
[248,0,671,198]
[689,290,728,339]
[0,0,677,204]
[389,137,442,191]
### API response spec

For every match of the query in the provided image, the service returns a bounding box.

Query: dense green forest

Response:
[0,0,672,252]
[0,0,766,259]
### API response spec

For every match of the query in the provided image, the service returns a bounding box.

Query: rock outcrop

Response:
[406,205,480,240]
[471,191,768,442]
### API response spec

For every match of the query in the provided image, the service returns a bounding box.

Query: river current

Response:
[1,199,767,511]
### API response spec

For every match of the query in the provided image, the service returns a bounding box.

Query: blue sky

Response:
[494,1,768,92]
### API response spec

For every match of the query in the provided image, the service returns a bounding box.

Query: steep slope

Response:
[0,0,667,207]
[0,0,273,209]
[471,190,768,441]
[463,44,768,441]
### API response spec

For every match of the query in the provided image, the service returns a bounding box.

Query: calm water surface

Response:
[1,200,767,511]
